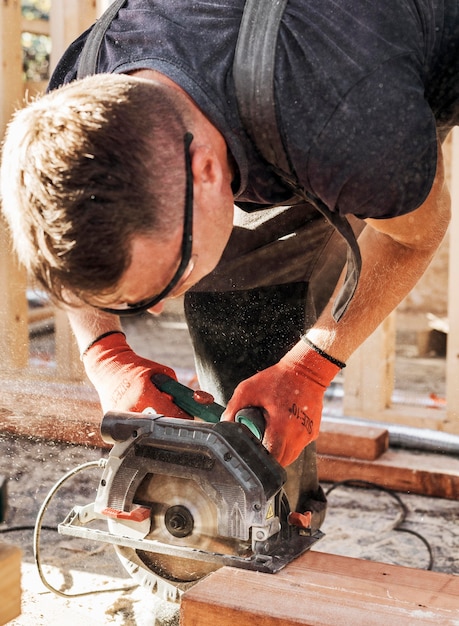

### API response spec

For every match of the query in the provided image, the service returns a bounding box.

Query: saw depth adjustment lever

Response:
[151,373,266,440]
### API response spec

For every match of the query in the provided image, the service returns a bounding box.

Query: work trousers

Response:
[185,202,363,526]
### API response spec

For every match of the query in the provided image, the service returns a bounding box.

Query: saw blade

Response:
[124,474,246,583]
[136,474,218,548]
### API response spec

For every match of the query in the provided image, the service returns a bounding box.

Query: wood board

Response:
[317,421,389,460]
[180,550,459,625]
[317,447,459,499]
[0,542,21,625]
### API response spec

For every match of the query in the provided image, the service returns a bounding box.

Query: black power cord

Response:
[0,525,56,533]
[324,479,434,570]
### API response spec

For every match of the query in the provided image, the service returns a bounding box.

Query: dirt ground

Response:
[1,303,458,625]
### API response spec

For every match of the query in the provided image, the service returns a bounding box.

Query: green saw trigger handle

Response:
[151,374,265,440]
[234,407,266,440]
[151,373,224,423]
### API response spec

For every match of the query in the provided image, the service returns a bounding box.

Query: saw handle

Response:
[151,373,224,423]
[152,373,266,441]
[235,407,266,441]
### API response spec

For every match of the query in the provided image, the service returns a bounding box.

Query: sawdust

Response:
[105,597,137,624]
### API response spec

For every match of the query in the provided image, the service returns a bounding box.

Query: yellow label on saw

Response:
[266,501,274,519]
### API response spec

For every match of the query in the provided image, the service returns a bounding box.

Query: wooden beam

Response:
[180,551,459,626]
[0,224,28,370]
[317,421,389,460]
[55,308,86,382]
[0,0,23,133]
[0,0,29,371]
[317,447,459,499]
[21,17,50,36]
[339,404,457,435]
[343,313,396,416]
[0,543,21,626]
[49,0,97,73]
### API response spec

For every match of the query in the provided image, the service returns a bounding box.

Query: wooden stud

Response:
[0,0,29,371]
[55,308,86,382]
[446,128,459,429]
[49,0,97,73]
[343,313,396,417]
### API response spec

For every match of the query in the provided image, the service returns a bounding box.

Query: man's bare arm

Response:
[306,141,451,362]
[64,303,122,355]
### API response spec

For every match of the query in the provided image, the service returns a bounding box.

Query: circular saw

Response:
[57,377,323,600]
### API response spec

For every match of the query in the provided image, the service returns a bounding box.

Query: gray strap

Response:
[234,0,290,173]
[233,0,361,321]
[77,0,127,79]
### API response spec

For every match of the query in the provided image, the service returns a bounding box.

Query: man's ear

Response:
[190,144,224,189]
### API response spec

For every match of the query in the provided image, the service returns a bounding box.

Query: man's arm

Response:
[65,303,190,418]
[306,141,451,361]
[224,140,451,466]
[65,303,123,354]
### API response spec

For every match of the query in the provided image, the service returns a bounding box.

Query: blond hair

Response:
[1,73,189,304]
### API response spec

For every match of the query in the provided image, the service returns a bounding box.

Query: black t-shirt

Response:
[49,0,459,219]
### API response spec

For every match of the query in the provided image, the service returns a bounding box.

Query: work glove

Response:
[82,331,190,418]
[223,338,344,467]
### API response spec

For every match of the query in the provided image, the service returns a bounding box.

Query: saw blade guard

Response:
[96,412,290,594]
[96,412,287,547]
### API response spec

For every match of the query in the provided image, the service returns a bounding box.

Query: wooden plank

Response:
[0,543,21,625]
[347,404,459,435]
[317,448,459,499]
[28,305,54,324]
[21,17,50,36]
[0,378,106,448]
[55,308,87,382]
[317,421,389,460]
[49,0,97,73]
[0,0,22,133]
[180,551,459,626]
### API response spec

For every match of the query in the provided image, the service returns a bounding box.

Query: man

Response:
[0,1,454,518]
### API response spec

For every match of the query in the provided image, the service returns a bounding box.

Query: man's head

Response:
[0,73,195,306]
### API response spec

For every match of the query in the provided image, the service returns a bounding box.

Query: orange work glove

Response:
[223,338,344,467]
[82,331,190,418]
